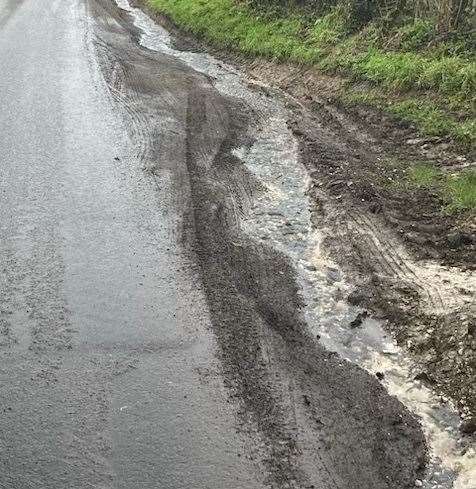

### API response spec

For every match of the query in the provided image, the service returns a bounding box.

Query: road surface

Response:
[0,0,426,487]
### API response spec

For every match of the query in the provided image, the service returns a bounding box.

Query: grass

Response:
[350,50,475,96]
[446,170,476,213]
[147,0,475,146]
[152,0,324,61]
[343,90,475,146]
[404,163,476,213]
[408,163,441,188]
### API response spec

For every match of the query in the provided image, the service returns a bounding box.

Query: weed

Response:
[445,170,476,213]
[393,20,435,51]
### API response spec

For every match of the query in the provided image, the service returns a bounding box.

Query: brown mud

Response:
[135,0,475,423]
[88,0,429,487]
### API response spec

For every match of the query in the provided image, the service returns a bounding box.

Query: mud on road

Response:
[136,0,476,425]
[87,0,428,487]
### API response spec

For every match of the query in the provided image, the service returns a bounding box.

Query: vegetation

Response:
[148,0,475,147]
[250,0,476,34]
[446,169,476,212]
[404,163,476,213]
[408,163,441,188]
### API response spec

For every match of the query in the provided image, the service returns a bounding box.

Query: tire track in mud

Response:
[92,35,153,164]
[290,101,473,316]
[291,98,475,419]
[291,101,474,316]
[182,86,425,489]
[345,211,445,311]
[183,90,312,489]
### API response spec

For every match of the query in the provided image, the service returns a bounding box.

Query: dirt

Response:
[134,0,476,425]
[258,66,476,421]
[249,61,475,267]
[87,1,430,487]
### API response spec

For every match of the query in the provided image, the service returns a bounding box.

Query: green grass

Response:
[408,163,441,188]
[349,50,475,96]
[147,0,475,146]
[403,163,476,213]
[446,170,476,213]
[389,100,475,145]
[149,0,313,60]
[342,91,475,146]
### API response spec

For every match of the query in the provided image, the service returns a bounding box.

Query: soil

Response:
[83,1,430,486]
[248,62,476,421]
[134,0,476,423]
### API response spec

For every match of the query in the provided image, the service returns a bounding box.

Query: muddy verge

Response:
[253,63,476,423]
[90,1,427,487]
[184,87,426,489]
[133,1,476,423]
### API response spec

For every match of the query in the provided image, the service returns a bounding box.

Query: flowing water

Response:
[108,2,476,486]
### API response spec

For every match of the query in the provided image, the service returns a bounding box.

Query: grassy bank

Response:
[147,0,475,212]
[147,0,475,148]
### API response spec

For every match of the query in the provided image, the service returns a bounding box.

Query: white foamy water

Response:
[108,2,476,486]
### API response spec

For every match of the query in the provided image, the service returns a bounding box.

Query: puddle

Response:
[109,1,475,486]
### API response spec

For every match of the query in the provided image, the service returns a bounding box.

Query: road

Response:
[0,0,426,487]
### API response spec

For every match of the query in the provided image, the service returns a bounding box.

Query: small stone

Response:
[414,371,435,385]
[406,138,423,146]
[350,311,368,329]
[414,480,423,487]
[460,417,476,435]
[448,232,463,248]
[368,201,381,214]
[347,290,365,306]
[447,231,473,248]
[326,266,340,281]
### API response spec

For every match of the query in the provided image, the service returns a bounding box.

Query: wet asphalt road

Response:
[0,0,426,487]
